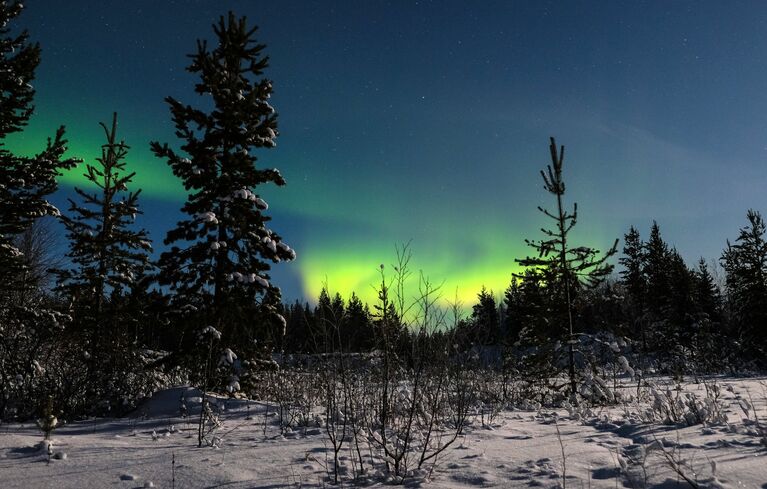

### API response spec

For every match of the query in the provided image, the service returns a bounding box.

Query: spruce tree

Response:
[691,258,725,371]
[619,226,648,351]
[664,249,695,371]
[151,13,295,371]
[314,288,340,352]
[342,292,373,352]
[515,137,617,400]
[55,113,153,313]
[0,1,79,420]
[53,113,153,412]
[503,278,521,342]
[504,271,549,345]
[693,258,721,323]
[620,227,646,298]
[0,1,79,297]
[470,286,500,345]
[633,221,671,358]
[721,209,767,364]
[283,300,310,353]
[643,222,671,317]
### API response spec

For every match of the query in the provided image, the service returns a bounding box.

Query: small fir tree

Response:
[55,113,153,313]
[36,395,57,441]
[515,137,617,401]
[53,113,153,412]
[151,13,295,376]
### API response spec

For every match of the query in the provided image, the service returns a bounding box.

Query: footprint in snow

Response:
[462,453,484,459]
[449,472,495,485]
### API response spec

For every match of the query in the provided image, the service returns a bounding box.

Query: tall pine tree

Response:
[151,13,295,369]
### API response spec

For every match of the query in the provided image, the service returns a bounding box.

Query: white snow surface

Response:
[2,379,767,488]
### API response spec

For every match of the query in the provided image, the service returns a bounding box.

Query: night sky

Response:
[7,1,767,306]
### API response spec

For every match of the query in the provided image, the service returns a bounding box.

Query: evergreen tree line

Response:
[275,213,755,378]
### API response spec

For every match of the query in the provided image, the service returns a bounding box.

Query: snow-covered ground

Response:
[2,378,767,488]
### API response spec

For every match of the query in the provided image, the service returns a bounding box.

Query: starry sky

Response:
[7,1,767,306]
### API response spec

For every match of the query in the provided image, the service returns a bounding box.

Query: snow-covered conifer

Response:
[52,113,153,412]
[0,1,79,421]
[55,113,152,310]
[0,1,80,296]
[151,12,295,364]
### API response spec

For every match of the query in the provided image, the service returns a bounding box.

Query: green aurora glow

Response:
[5,111,622,310]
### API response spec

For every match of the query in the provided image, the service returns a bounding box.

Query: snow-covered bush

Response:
[642,380,729,426]
[503,331,636,408]
[36,396,58,441]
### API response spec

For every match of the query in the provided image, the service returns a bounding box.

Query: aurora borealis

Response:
[8,1,767,306]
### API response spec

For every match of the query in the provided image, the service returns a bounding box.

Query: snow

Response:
[219,348,237,366]
[198,325,221,340]
[232,188,251,200]
[263,237,276,253]
[197,211,218,225]
[253,275,269,288]
[277,241,297,260]
[1,377,767,488]
[0,243,23,257]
